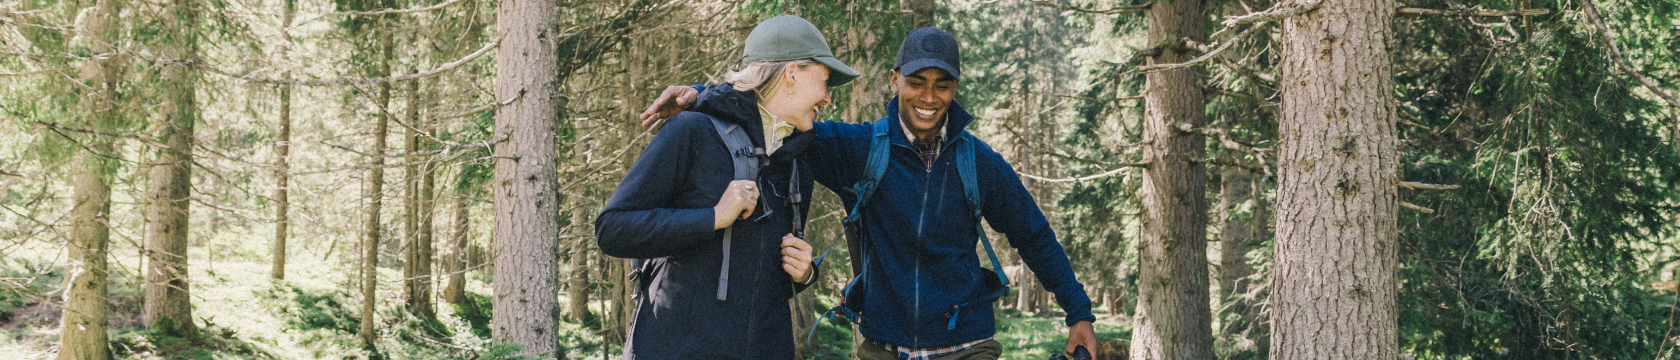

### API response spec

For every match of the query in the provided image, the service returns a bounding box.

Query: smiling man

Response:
[641,27,1098,360]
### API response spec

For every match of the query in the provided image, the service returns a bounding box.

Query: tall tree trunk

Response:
[361,30,395,348]
[417,114,437,320]
[566,209,590,323]
[443,192,469,304]
[1272,0,1400,356]
[491,0,562,354]
[403,71,427,319]
[59,0,120,356]
[907,0,935,28]
[144,0,197,335]
[1131,0,1215,357]
[1217,167,1255,337]
[271,0,295,281]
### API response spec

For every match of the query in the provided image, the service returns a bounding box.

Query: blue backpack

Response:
[808,119,1011,349]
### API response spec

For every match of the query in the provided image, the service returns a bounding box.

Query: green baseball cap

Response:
[741,15,860,87]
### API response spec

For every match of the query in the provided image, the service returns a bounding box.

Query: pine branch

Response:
[1399,181,1461,190]
[1578,0,1680,110]
[1029,0,1151,14]
[1396,7,1549,16]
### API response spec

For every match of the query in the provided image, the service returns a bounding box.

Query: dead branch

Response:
[1400,181,1461,190]
[1400,201,1436,214]
[1135,24,1264,74]
[0,67,65,77]
[185,35,501,87]
[1030,0,1151,14]
[1176,124,1272,154]
[325,133,507,158]
[339,0,467,15]
[1018,163,1148,183]
[1578,0,1680,110]
[1396,7,1548,16]
[435,92,523,119]
[1213,0,1323,38]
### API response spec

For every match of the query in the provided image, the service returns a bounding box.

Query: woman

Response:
[595,14,859,359]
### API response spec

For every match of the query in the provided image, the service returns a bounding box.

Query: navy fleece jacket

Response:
[805,96,1094,349]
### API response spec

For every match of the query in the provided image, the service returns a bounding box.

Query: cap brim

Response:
[897,58,960,80]
[814,56,861,87]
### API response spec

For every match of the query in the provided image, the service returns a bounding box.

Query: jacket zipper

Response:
[912,144,934,348]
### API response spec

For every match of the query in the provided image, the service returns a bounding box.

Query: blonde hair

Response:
[723,59,820,104]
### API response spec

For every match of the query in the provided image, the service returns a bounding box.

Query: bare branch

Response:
[326,134,507,158]
[1176,124,1272,154]
[1399,181,1461,190]
[1194,157,1265,172]
[0,67,65,77]
[1578,0,1680,110]
[435,92,523,120]
[1135,24,1264,74]
[1030,0,1151,14]
[1396,7,1548,16]
[1214,0,1323,38]
[339,0,467,15]
[185,35,502,87]
[1400,201,1436,214]
[1018,163,1148,183]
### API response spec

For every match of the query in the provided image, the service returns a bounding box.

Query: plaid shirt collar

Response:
[900,113,948,168]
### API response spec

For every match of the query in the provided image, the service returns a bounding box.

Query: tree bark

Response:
[360,29,395,347]
[417,115,437,319]
[1130,0,1216,357]
[143,0,197,336]
[491,0,562,354]
[1217,167,1255,339]
[403,71,435,320]
[565,209,590,323]
[443,192,469,304]
[1272,0,1400,356]
[271,0,295,281]
[58,0,120,357]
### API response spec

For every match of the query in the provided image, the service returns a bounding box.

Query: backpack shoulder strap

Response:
[843,119,894,225]
[953,131,1010,301]
[708,116,762,301]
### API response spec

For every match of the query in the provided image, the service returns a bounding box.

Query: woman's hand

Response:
[713,180,759,230]
[781,234,814,283]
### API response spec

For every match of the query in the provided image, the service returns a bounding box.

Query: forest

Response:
[1,0,1679,358]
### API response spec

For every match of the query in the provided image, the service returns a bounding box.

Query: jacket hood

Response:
[691,83,813,165]
[885,95,976,147]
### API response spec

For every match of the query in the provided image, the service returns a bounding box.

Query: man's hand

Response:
[780,234,814,283]
[639,85,701,126]
[1066,320,1098,358]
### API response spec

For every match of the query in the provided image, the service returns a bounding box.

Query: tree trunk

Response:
[144,0,197,336]
[417,116,437,319]
[58,0,120,356]
[443,192,469,304]
[404,71,435,320]
[1272,0,1400,356]
[1130,0,1215,357]
[360,31,395,348]
[566,209,590,323]
[271,0,294,281]
[1217,167,1255,338]
[491,0,563,354]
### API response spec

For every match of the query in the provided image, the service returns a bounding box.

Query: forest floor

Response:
[0,244,1131,359]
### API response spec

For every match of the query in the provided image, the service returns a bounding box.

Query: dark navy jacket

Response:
[596,84,817,360]
[806,97,1095,349]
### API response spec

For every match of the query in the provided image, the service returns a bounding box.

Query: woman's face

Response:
[767,63,832,131]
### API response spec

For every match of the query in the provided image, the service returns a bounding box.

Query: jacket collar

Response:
[885,95,975,148]
[693,83,811,164]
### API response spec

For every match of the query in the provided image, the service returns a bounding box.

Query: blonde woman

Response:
[596,14,858,359]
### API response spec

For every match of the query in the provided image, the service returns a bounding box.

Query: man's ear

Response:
[887,70,901,92]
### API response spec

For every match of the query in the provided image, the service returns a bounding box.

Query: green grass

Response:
[0,244,1118,359]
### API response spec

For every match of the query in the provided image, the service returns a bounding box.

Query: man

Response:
[641,27,1098,359]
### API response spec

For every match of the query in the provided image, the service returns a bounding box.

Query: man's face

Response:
[890,67,958,136]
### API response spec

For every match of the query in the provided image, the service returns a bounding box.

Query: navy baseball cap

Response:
[895,27,961,79]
